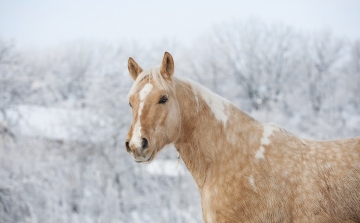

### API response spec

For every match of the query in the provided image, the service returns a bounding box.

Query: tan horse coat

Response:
[126,52,360,223]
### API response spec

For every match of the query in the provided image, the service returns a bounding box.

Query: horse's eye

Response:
[158,95,168,104]
[129,102,132,108]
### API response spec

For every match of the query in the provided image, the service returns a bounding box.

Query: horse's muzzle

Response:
[125,137,153,163]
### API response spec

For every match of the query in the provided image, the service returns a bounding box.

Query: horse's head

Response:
[125,52,181,163]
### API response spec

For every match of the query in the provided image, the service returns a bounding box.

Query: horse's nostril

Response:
[125,141,131,153]
[142,138,148,149]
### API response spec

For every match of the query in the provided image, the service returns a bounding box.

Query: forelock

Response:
[127,68,169,99]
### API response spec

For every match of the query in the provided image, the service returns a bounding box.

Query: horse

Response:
[125,52,360,223]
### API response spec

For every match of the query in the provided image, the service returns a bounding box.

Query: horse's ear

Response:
[128,57,143,81]
[160,52,174,80]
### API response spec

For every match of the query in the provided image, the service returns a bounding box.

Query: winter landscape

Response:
[1,1,360,223]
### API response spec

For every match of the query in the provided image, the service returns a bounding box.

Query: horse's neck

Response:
[173,78,257,188]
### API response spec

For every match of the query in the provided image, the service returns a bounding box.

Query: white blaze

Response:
[130,83,153,148]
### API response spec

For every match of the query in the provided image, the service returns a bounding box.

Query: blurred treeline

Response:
[0,20,359,223]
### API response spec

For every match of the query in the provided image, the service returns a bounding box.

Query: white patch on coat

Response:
[255,146,265,159]
[255,124,277,160]
[185,79,230,126]
[130,83,153,149]
[249,175,255,188]
[261,125,277,145]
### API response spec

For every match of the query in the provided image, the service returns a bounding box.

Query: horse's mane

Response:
[127,68,169,98]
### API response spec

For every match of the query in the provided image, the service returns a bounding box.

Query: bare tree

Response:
[0,40,20,115]
[304,31,346,114]
[187,20,304,112]
[347,40,360,110]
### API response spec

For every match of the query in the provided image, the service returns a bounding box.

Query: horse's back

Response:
[300,136,360,222]
[253,132,360,222]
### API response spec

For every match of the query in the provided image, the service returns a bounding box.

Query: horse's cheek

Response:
[155,108,167,126]
[167,106,181,137]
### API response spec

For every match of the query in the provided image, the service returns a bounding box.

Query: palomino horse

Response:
[125,52,360,223]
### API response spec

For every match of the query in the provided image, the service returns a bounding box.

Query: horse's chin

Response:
[134,151,155,164]
[133,143,166,164]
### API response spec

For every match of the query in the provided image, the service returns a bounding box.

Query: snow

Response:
[146,160,186,176]
[4,105,112,143]
[1,21,359,223]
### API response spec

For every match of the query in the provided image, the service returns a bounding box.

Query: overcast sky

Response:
[1,0,359,48]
